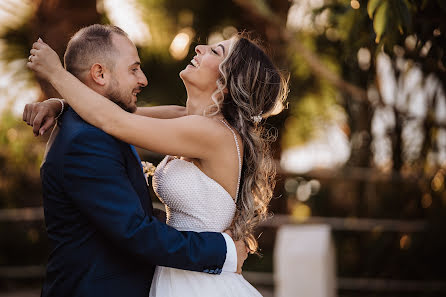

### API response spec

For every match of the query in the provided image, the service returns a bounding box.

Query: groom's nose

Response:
[138,71,148,87]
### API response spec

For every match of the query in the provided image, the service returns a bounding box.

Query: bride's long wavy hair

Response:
[207,33,289,252]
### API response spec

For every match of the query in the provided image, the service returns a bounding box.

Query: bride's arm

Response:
[28,40,219,159]
[24,101,186,136]
[135,105,186,119]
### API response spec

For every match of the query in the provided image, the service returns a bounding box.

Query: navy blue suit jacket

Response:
[40,108,227,297]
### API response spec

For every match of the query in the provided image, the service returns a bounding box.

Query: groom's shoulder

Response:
[59,107,98,131]
[59,108,120,146]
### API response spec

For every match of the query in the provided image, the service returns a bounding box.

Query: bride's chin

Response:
[179,72,192,85]
[179,69,190,80]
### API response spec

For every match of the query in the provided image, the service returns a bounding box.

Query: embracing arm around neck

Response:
[135,105,187,119]
[48,69,222,159]
[28,39,222,159]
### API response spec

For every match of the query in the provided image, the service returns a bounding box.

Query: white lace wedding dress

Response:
[149,121,262,297]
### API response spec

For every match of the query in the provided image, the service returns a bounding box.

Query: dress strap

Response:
[220,120,242,203]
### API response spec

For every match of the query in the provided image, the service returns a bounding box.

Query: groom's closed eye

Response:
[129,62,141,70]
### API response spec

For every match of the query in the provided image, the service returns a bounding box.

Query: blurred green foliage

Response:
[283,82,342,147]
[0,110,45,208]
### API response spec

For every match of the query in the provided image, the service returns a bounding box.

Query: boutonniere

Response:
[141,161,156,180]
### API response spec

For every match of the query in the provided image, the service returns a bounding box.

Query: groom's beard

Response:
[106,77,137,113]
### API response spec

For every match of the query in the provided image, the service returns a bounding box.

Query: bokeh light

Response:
[169,29,195,60]
[400,234,411,250]
[291,203,311,222]
[421,193,432,209]
[350,0,360,10]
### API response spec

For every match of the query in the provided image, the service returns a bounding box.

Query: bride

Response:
[26,32,288,296]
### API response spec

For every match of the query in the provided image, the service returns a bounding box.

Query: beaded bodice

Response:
[152,120,241,232]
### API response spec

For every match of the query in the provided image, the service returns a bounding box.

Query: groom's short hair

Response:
[64,24,128,80]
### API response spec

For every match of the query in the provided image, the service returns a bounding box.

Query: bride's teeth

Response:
[190,59,198,67]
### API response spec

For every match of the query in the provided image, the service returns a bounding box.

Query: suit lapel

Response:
[127,144,153,215]
[129,145,144,172]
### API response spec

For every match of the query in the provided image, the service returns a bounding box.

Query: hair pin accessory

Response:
[251,111,263,124]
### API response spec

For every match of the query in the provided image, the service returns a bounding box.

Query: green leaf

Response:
[367,0,382,18]
[396,0,411,33]
[373,1,389,43]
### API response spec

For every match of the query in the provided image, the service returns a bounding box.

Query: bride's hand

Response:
[27,38,64,83]
[23,100,62,136]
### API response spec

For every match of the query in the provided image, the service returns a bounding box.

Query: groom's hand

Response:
[224,230,248,274]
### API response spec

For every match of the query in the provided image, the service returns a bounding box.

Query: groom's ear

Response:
[90,63,107,86]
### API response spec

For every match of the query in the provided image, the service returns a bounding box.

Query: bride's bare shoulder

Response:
[180,115,238,145]
[180,115,225,130]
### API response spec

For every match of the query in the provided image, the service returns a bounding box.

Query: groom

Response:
[24,24,246,297]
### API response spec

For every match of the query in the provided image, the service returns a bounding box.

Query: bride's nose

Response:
[195,45,205,55]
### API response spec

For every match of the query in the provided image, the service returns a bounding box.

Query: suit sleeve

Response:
[63,127,227,273]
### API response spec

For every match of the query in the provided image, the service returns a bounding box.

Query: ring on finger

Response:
[28,55,33,62]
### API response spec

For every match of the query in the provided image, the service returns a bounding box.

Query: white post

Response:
[274,225,336,297]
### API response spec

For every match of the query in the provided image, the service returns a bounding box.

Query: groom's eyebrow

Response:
[129,62,141,67]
